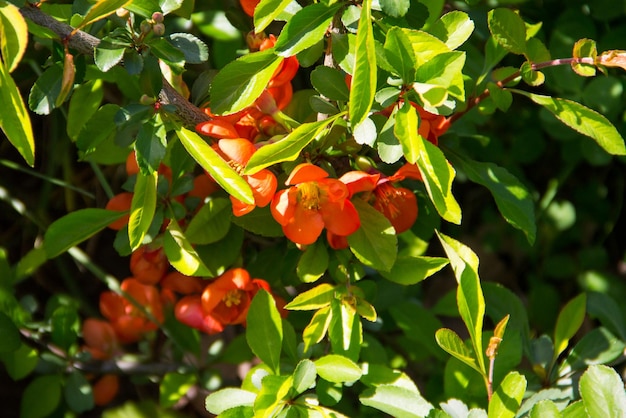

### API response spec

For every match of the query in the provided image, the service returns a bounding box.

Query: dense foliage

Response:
[1,0,626,417]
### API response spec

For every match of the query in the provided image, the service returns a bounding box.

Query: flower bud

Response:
[152,11,164,23]
[152,23,165,36]
[140,20,152,34]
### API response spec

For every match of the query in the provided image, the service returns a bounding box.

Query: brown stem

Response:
[447,56,596,125]
[19,5,210,128]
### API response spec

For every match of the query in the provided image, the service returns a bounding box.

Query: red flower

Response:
[271,163,360,245]
[130,246,168,285]
[215,138,278,216]
[100,278,164,343]
[81,318,119,360]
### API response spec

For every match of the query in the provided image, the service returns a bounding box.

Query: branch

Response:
[19,5,210,128]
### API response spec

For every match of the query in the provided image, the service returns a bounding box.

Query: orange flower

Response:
[174,268,279,334]
[410,103,451,146]
[271,163,360,245]
[340,164,422,234]
[130,246,168,285]
[81,318,119,360]
[93,374,119,406]
[160,271,206,306]
[216,138,278,216]
[105,192,133,230]
[100,278,164,343]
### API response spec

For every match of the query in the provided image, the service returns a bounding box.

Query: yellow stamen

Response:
[223,289,243,307]
[297,182,322,210]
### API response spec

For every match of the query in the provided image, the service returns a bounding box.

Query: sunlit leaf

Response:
[349,0,376,127]
[247,289,283,374]
[75,0,133,31]
[128,171,158,250]
[0,1,29,72]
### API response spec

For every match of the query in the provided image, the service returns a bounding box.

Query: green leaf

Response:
[94,40,126,72]
[134,116,167,174]
[44,209,125,258]
[21,374,63,418]
[428,11,475,50]
[0,312,20,353]
[529,400,562,418]
[159,373,196,409]
[28,63,63,115]
[205,388,256,415]
[0,1,28,72]
[437,232,485,373]
[562,401,586,418]
[553,293,586,361]
[274,3,341,57]
[329,298,362,362]
[231,205,283,237]
[310,66,350,101]
[415,51,466,101]
[1,343,38,380]
[587,292,626,340]
[210,49,283,114]
[254,0,293,33]
[254,374,292,415]
[176,127,254,204]
[380,256,448,285]
[51,306,79,351]
[487,8,527,55]
[67,80,103,141]
[349,0,376,127]
[0,58,35,166]
[488,371,527,418]
[379,0,410,18]
[348,199,397,272]
[148,37,186,67]
[76,0,132,30]
[446,151,536,244]
[395,100,420,163]
[128,171,158,250]
[285,283,335,310]
[571,38,597,77]
[384,27,416,83]
[160,0,183,15]
[185,198,231,244]
[245,115,342,175]
[76,104,120,155]
[579,365,626,418]
[512,91,626,156]
[415,137,462,224]
[164,219,211,276]
[302,306,331,352]
[435,328,482,375]
[315,354,362,383]
[360,384,433,418]
[486,82,513,112]
[169,33,208,64]
[403,29,451,67]
[64,371,94,413]
[246,289,283,374]
[297,240,329,283]
[292,359,317,395]
[561,327,625,372]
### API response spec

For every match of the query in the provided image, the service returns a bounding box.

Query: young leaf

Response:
[394,100,420,164]
[44,209,126,258]
[329,298,362,361]
[403,29,451,67]
[205,388,256,415]
[285,283,336,310]
[415,137,462,224]
[553,293,587,361]
[435,328,482,375]
[428,11,475,50]
[274,3,341,57]
[579,364,626,418]
[244,115,343,175]
[254,0,294,33]
[75,0,132,31]
[571,38,597,77]
[437,232,486,374]
[0,60,35,166]
[446,150,536,244]
[0,1,28,72]
[348,198,398,272]
[488,371,527,418]
[384,27,416,83]
[349,0,376,128]
[128,171,158,250]
[246,289,283,374]
[210,49,283,115]
[360,384,433,418]
[292,359,317,395]
[415,51,466,101]
[380,256,449,285]
[315,354,362,383]
[164,219,211,276]
[302,306,331,352]
[176,127,254,205]
[55,51,75,108]
[512,90,626,155]
[529,400,563,418]
[487,8,527,55]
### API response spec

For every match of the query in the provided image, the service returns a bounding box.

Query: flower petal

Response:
[271,189,296,226]
[286,163,328,185]
[321,199,360,237]
[218,138,256,165]
[247,169,277,207]
[339,171,380,197]
[283,205,324,245]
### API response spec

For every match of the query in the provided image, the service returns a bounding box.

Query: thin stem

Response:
[448,56,596,125]
[487,356,495,401]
